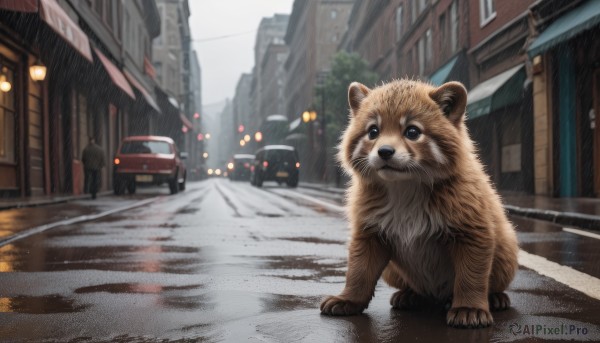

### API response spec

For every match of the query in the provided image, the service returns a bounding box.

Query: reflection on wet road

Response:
[0,179,599,342]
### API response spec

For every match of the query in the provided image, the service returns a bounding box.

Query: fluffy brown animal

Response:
[320,80,519,328]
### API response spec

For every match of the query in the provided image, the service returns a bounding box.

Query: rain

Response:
[0,0,600,342]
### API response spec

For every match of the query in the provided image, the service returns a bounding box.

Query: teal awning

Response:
[467,64,525,119]
[428,56,458,86]
[528,0,600,57]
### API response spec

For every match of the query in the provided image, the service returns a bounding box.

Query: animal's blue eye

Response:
[405,126,421,140]
[368,125,379,140]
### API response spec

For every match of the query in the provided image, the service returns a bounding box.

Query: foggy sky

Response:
[189,0,294,106]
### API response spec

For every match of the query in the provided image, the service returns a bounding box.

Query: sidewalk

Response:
[0,192,110,211]
[299,182,600,230]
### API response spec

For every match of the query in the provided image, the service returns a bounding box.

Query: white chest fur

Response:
[366,182,454,299]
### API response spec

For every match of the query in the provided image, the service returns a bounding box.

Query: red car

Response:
[113,136,187,195]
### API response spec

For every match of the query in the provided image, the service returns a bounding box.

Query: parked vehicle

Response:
[112,136,187,195]
[228,154,255,181]
[250,145,299,188]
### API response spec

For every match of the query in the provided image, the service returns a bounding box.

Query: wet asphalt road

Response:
[0,179,600,342]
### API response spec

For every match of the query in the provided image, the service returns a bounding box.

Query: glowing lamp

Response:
[244,134,250,142]
[197,133,204,141]
[240,140,246,147]
[0,74,11,93]
[254,132,263,142]
[238,124,245,133]
[302,111,310,123]
[310,111,317,121]
[194,113,200,119]
[30,61,47,81]
[182,126,188,133]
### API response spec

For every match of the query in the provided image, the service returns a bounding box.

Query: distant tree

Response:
[315,51,378,153]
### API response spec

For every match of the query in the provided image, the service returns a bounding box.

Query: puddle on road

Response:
[75,283,203,294]
[256,212,283,218]
[176,207,200,215]
[250,255,347,282]
[278,237,345,245]
[260,294,321,313]
[0,294,87,314]
[0,244,205,274]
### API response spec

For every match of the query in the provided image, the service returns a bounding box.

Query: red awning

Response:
[0,0,93,62]
[123,70,161,113]
[39,0,93,62]
[0,0,38,12]
[93,48,135,100]
[179,113,193,129]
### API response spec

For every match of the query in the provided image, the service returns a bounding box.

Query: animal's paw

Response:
[489,292,510,311]
[446,307,493,328]
[390,288,422,310]
[320,295,366,316]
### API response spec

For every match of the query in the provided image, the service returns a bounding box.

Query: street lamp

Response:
[240,139,246,147]
[255,132,263,142]
[238,124,245,133]
[203,152,208,159]
[194,112,200,119]
[302,111,310,123]
[310,111,317,121]
[244,134,250,142]
[205,133,211,140]
[29,59,47,82]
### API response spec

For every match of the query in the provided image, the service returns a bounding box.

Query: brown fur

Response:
[320,80,519,328]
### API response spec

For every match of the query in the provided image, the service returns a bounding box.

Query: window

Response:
[411,0,428,23]
[330,10,337,19]
[105,1,113,28]
[0,65,15,164]
[94,0,103,17]
[480,0,496,26]
[154,62,162,83]
[425,29,432,67]
[439,12,447,56]
[450,1,458,53]
[396,6,403,41]
[418,38,425,75]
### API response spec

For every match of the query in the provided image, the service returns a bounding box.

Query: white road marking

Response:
[270,188,345,214]
[282,188,600,300]
[518,250,600,300]
[563,227,600,240]
[0,197,160,247]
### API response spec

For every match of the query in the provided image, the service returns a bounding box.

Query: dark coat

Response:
[82,143,106,170]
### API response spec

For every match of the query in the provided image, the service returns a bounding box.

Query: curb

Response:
[300,183,600,231]
[505,205,600,231]
[0,196,161,247]
[0,191,112,211]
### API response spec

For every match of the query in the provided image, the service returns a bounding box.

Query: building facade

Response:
[0,0,198,199]
[250,14,289,125]
[284,0,353,122]
[528,0,600,197]
[465,0,535,193]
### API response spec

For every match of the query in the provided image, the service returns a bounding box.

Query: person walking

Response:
[82,137,106,199]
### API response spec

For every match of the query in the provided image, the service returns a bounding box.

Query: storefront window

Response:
[0,65,15,164]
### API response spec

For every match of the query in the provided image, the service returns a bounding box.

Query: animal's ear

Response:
[348,82,371,115]
[429,81,467,126]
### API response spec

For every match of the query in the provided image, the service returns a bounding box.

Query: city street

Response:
[0,179,599,342]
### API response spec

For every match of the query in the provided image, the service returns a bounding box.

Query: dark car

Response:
[250,145,299,188]
[228,154,255,181]
[113,136,187,195]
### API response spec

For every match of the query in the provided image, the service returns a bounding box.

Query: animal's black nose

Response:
[378,145,395,160]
